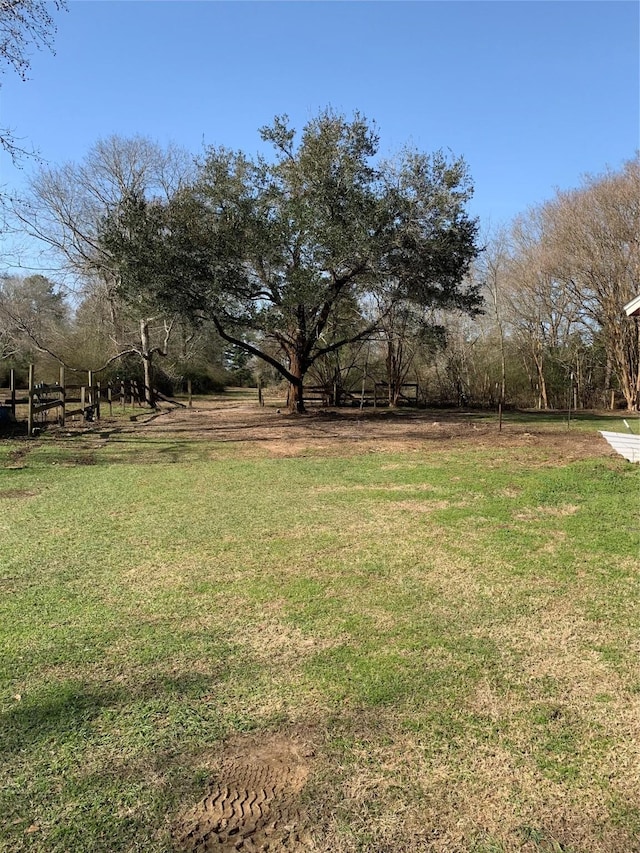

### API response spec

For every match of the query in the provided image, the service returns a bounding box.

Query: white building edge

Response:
[597,295,640,461]
[599,430,640,463]
[623,294,640,317]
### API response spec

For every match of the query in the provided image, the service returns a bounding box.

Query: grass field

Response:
[1,401,639,852]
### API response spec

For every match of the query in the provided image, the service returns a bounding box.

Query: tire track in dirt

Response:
[172,733,315,852]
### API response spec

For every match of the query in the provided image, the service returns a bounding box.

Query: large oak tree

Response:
[104,111,481,411]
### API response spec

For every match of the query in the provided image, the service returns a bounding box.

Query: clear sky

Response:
[1,0,638,274]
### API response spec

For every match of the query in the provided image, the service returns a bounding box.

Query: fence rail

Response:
[1,366,151,436]
[300,382,419,408]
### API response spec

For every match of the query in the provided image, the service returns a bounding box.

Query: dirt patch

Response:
[3,444,31,469]
[81,401,611,463]
[0,488,39,499]
[172,732,315,852]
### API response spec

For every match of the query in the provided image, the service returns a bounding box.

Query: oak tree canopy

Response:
[101,111,481,412]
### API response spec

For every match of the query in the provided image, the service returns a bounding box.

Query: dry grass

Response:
[1,401,638,852]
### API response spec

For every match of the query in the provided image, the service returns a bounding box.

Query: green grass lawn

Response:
[1,408,638,852]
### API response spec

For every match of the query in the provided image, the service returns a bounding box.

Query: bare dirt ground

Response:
[172,732,316,852]
[122,399,613,463]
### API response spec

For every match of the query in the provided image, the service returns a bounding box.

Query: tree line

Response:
[2,119,638,412]
[1,3,638,413]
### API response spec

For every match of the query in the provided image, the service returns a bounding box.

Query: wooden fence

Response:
[302,382,419,407]
[2,366,151,436]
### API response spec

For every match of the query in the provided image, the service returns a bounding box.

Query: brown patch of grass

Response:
[501,486,523,498]
[515,504,580,521]
[487,607,623,695]
[390,499,453,513]
[0,488,39,499]
[415,742,634,853]
[120,559,202,592]
[467,600,640,820]
[535,529,568,554]
[309,717,638,853]
[311,483,439,494]
[235,616,343,666]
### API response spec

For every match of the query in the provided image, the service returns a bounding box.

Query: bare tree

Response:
[475,230,510,422]
[503,215,553,409]
[542,158,640,410]
[0,0,67,162]
[10,135,193,404]
[503,207,590,410]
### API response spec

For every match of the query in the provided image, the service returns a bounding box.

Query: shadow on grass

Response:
[1,671,224,758]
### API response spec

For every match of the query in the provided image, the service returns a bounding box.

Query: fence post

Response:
[188,377,193,408]
[59,365,66,426]
[88,371,93,411]
[81,385,86,421]
[27,364,34,436]
[108,382,113,416]
[9,368,15,419]
[96,380,101,421]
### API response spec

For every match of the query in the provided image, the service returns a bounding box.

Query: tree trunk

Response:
[532,344,548,410]
[287,379,305,413]
[140,318,156,408]
[387,335,411,407]
[611,318,640,412]
[387,339,399,406]
[604,351,613,409]
[287,348,306,413]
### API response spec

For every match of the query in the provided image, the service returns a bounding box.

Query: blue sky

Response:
[1,1,638,273]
